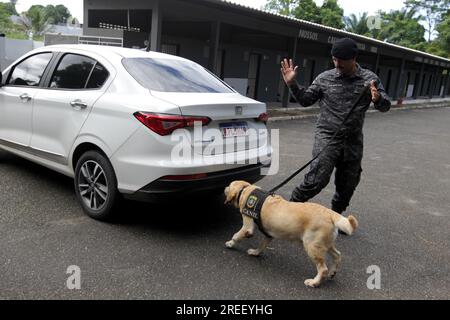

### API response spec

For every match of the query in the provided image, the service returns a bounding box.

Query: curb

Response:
[267,103,450,123]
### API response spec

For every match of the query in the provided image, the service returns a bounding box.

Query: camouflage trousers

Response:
[290,133,363,214]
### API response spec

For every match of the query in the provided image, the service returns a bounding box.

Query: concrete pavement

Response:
[0,106,449,299]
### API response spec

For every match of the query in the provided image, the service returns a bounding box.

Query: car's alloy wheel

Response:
[78,160,108,211]
[74,151,120,221]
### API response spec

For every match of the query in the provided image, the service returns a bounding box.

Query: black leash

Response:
[269,83,371,193]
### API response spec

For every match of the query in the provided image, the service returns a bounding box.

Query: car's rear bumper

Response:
[123,163,268,203]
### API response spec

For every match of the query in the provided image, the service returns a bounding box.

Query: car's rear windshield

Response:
[122,57,234,93]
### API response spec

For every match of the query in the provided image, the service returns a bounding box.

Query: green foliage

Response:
[24,5,49,35]
[344,12,370,36]
[404,0,450,57]
[44,4,71,24]
[263,0,298,16]
[320,0,345,29]
[405,0,450,40]
[0,1,17,16]
[0,2,14,32]
[432,12,450,57]
[263,0,345,28]
[292,0,321,23]
[0,2,72,40]
[378,8,426,47]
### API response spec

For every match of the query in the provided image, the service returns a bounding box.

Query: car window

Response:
[50,54,96,89]
[86,63,109,89]
[122,57,234,93]
[8,53,53,87]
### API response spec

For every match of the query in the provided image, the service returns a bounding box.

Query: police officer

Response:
[281,37,391,216]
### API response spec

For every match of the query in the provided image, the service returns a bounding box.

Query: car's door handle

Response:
[70,100,88,109]
[19,93,32,102]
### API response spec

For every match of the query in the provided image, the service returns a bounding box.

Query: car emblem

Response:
[235,106,243,116]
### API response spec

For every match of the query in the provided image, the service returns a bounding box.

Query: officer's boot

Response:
[290,188,309,203]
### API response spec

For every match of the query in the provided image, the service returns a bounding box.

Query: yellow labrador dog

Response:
[224,181,358,288]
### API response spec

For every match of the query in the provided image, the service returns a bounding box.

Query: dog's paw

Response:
[247,249,261,257]
[225,240,235,248]
[304,279,320,288]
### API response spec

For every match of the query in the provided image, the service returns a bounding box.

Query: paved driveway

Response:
[0,107,449,299]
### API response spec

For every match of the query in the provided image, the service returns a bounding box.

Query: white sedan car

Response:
[0,45,271,220]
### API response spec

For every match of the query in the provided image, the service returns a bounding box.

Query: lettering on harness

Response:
[241,189,273,238]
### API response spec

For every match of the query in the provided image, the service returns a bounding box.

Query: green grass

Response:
[4,30,44,41]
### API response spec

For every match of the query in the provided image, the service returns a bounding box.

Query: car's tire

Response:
[74,150,120,221]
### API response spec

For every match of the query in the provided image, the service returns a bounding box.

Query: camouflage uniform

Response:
[289,64,391,213]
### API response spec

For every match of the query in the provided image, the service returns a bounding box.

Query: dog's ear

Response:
[224,186,232,204]
[224,181,250,205]
[224,186,239,205]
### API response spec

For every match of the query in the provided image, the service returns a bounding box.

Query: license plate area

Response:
[219,122,249,138]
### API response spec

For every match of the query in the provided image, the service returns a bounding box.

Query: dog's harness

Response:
[238,187,273,239]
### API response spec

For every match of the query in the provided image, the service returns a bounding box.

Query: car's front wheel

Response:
[74,151,120,221]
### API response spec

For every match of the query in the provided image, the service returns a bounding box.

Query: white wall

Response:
[0,38,44,70]
[0,37,6,70]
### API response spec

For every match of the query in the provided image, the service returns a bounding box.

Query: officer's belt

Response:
[238,188,273,239]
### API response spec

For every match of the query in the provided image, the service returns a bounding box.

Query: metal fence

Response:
[78,35,123,47]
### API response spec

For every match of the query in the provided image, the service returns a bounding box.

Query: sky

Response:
[3,0,407,23]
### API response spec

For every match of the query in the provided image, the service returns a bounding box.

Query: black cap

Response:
[0,33,5,37]
[331,38,358,60]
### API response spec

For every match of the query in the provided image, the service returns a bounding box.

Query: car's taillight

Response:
[257,112,269,123]
[134,112,211,136]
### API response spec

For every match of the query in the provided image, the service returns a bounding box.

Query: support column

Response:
[394,58,406,100]
[148,0,162,52]
[414,62,425,99]
[282,36,298,108]
[429,70,436,99]
[442,70,450,98]
[374,50,380,73]
[208,21,221,74]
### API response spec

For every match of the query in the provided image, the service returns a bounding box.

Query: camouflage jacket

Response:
[289,64,391,137]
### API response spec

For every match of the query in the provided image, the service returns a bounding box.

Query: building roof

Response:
[203,0,450,65]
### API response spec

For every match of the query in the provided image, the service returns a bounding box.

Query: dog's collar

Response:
[237,186,248,204]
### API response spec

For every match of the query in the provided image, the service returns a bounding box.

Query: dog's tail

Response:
[331,212,359,235]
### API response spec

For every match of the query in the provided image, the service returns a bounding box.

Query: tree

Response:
[263,0,344,28]
[405,0,450,41]
[293,0,321,23]
[13,5,51,37]
[431,10,450,57]
[378,8,426,48]
[263,0,298,16]
[344,12,371,36]
[44,4,71,24]
[320,0,345,29]
[0,1,17,16]
[0,2,14,30]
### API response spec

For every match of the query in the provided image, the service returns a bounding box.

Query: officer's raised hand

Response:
[370,80,381,103]
[281,58,298,87]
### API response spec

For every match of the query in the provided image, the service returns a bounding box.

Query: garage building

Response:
[81,0,450,105]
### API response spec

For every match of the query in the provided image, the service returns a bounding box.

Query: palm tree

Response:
[344,12,370,36]
[14,6,52,37]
